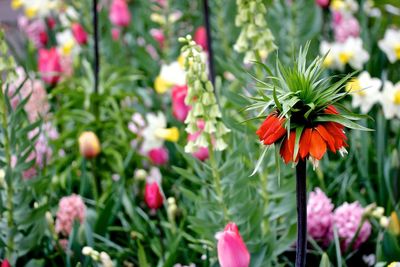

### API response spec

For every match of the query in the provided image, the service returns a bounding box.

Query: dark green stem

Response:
[296,159,307,267]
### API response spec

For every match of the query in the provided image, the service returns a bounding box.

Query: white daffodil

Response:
[320,37,369,71]
[56,30,79,56]
[12,0,60,19]
[380,81,400,119]
[378,28,400,63]
[59,7,79,27]
[154,60,186,94]
[346,71,382,113]
[141,112,179,153]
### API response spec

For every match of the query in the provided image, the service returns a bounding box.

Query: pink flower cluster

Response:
[332,12,360,43]
[333,202,372,250]
[18,17,48,48]
[307,188,334,243]
[307,188,371,250]
[55,194,86,236]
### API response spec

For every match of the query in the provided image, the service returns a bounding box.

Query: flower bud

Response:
[82,246,93,256]
[1,259,11,267]
[216,222,250,267]
[79,131,101,159]
[144,182,163,210]
[134,169,147,181]
[380,216,389,228]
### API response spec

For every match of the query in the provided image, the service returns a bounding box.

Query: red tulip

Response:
[144,182,163,210]
[172,85,190,122]
[194,26,208,52]
[39,31,48,46]
[1,259,10,267]
[217,222,250,267]
[38,48,62,85]
[109,0,131,27]
[256,112,286,145]
[148,147,169,165]
[71,23,88,45]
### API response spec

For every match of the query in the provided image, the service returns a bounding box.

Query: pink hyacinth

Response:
[22,80,50,122]
[307,188,334,244]
[172,85,190,122]
[55,194,86,236]
[333,202,372,250]
[332,13,360,42]
[18,17,48,48]
[216,222,250,267]
[38,48,62,85]
[109,0,131,27]
[148,147,169,165]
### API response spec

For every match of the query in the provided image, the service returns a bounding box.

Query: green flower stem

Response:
[296,159,307,267]
[0,88,14,258]
[207,136,228,221]
[202,0,215,86]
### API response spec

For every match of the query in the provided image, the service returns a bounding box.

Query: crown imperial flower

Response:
[253,44,368,168]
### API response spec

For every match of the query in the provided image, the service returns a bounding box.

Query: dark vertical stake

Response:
[296,159,307,267]
[93,0,99,95]
[202,0,215,86]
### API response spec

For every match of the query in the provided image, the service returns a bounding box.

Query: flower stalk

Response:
[295,159,307,267]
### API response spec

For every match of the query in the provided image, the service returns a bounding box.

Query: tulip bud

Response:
[148,147,169,165]
[144,182,163,210]
[109,0,131,27]
[216,222,250,267]
[134,169,147,181]
[71,23,88,45]
[1,259,11,267]
[79,131,101,159]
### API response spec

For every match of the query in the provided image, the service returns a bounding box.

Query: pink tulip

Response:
[71,23,88,45]
[148,147,169,165]
[216,222,250,267]
[1,259,10,267]
[172,85,190,122]
[38,48,62,85]
[194,26,208,52]
[109,0,131,27]
[150,29,165,49]
[144,182,164,210]
[315,0,330,8]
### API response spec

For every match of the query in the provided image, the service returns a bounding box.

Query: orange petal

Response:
[309,129,327,160]
[280,131,296,164]
[316,124,336,152]
[299,128,312,159]
[324,105,339,115]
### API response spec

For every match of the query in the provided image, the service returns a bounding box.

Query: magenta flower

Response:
[55,194,86,236]
[148,147,169,165]
[150,29,165,49]
[18,17,48,48]
[109,0,131,27]
[144,181,164,210]
[333,202,372,250]
[194,26,208,52]
[38,48,62,85]
[172,85,190,122]
[315,0,330,8]
[307,188,334,245]
[187,120,209,161]
[216,222,250,267]
[71,23,88,45]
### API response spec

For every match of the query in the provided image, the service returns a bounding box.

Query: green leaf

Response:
[314,114,373,131]
[319,253,331,267]
[137,240,149,267]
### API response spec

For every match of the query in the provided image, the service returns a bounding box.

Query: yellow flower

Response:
[154,76,172,94]
[395,44,400,60]
[155,127,179,142]
[79,131,101,159]
[322,55,333,68]
[339,51,353,65]
[389,211,400,235]
[25,7,38,19]
[11,0,23,9]
[331,0,345,11]
[388,262,400,267]
[61,39,75,56]
[346,78,365,96]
